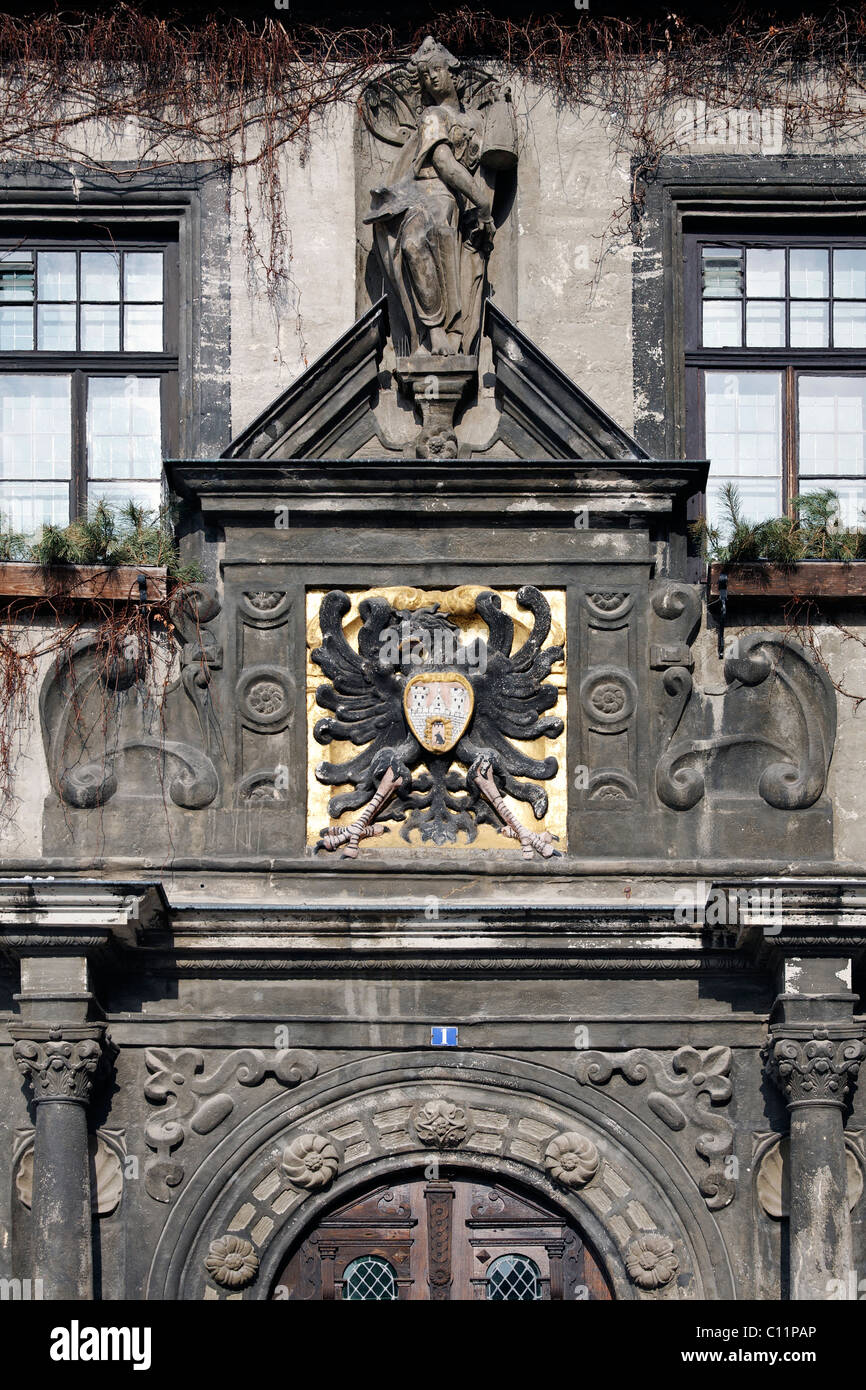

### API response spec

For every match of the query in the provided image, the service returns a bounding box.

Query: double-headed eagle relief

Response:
[361,35,517,361]
[311,587,564,859]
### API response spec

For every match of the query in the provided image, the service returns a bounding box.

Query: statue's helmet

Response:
[410,35,460,77]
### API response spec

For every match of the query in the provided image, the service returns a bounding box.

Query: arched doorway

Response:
[272,1174,613,1301]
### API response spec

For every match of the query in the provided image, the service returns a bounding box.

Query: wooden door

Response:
[273,1177,613,1300]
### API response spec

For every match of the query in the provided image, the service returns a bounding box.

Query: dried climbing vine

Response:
[0,4,865,304]
[3,3,866,816]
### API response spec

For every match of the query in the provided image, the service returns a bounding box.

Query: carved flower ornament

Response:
[247,680,285,717]
[625,1233,679,1290]
[591,682,626,715]
[205,1235,259,1289]
[281,1133,340,1189]
[544,1132,600,1189]
[413,1099,468,1149]
[248,590,282,611]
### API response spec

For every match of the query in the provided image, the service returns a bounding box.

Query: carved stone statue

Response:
[362,36,516,363]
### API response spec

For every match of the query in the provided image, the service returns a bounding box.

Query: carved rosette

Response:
[764,1030,866,1109]
[625,1233,679,1290]
[544,1132,600,1190]
[236,664,295,730]
[281,1134,340,1190]
[204,1235,259,1289]
[12,1027,106,1104]
[412,1099,468,1149]
[579,667,637,728]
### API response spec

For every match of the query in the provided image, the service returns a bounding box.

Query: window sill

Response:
[0,562,166,602]
[708,560,866,600]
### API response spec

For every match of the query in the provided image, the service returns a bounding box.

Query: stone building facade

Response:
[1,29,866,1303]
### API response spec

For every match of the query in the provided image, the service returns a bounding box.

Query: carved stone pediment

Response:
[222,300,393,462]
[220,298,653,465]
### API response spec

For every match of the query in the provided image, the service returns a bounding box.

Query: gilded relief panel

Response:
[305,585,567,854]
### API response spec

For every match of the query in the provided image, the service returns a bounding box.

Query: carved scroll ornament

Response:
[143,1046,318,1202]
[575,1046,736,1210]
[656,631,836,812]
[40,583,222,812]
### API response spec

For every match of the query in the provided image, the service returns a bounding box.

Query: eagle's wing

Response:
[312,590,413,815]
[462,586,564,816]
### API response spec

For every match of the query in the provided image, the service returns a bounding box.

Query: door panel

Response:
[274,1176,613,1301]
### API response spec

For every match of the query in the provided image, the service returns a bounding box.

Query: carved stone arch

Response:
[146,1052,736,1300]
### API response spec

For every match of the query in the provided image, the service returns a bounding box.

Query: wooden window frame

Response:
[0,226,179,524]
[684,231,866,519]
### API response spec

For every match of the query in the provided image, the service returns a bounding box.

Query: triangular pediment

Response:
[480,302,651,461]
[222,299,392,461]
[222,296,654,464]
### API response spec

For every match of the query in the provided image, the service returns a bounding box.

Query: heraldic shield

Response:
[403,671,475,754]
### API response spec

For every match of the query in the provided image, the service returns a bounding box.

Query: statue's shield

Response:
[403,671,475,753]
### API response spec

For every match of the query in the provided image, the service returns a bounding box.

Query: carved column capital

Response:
[10,1024,109,1105]
[764,1027,866,1110]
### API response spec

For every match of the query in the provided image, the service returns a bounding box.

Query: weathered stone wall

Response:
[2,70,866,1304]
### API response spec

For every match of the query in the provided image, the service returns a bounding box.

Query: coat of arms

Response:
[311,586,563,859]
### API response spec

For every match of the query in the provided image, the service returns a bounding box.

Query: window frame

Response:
[684,231,866,519]
[485,1252,543,1302]
[0,228,179,527]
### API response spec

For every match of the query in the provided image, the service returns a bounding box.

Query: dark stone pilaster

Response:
[10,1025,107,1301]
[764,958,865,1301]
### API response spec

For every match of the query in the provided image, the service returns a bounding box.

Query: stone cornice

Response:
[0,877,864,973]
[166,456,709,525]
[0,880,168,961]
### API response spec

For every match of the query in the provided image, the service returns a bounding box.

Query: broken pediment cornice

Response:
[221,298,390,463]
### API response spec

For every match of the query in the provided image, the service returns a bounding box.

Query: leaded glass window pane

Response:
[704,370,783,528]
[81,251,120,301]
[798,376,866,477]
[342,1256,397,1301]
[790,248,829,299]
[86,376,161,484]
[486,1254,542,1301]
[0,374,71,529]
[38,252,76,301]
[746,248,785,298]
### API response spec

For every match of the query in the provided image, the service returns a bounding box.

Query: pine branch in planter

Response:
[0,515,29,562]
[22,500,202,583]
[692,485,866,565]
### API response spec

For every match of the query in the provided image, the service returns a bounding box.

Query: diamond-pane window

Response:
[486,1254,541,1301]
[343,1256,397,1301]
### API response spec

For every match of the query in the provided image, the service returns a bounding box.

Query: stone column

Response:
[10,1023,106,1301]
[764,958,865,1302]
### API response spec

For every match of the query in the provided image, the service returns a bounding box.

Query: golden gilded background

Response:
[305,586,567,851]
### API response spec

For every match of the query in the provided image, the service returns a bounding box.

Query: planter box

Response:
[708,560,866,600]
[0,563,167,603]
